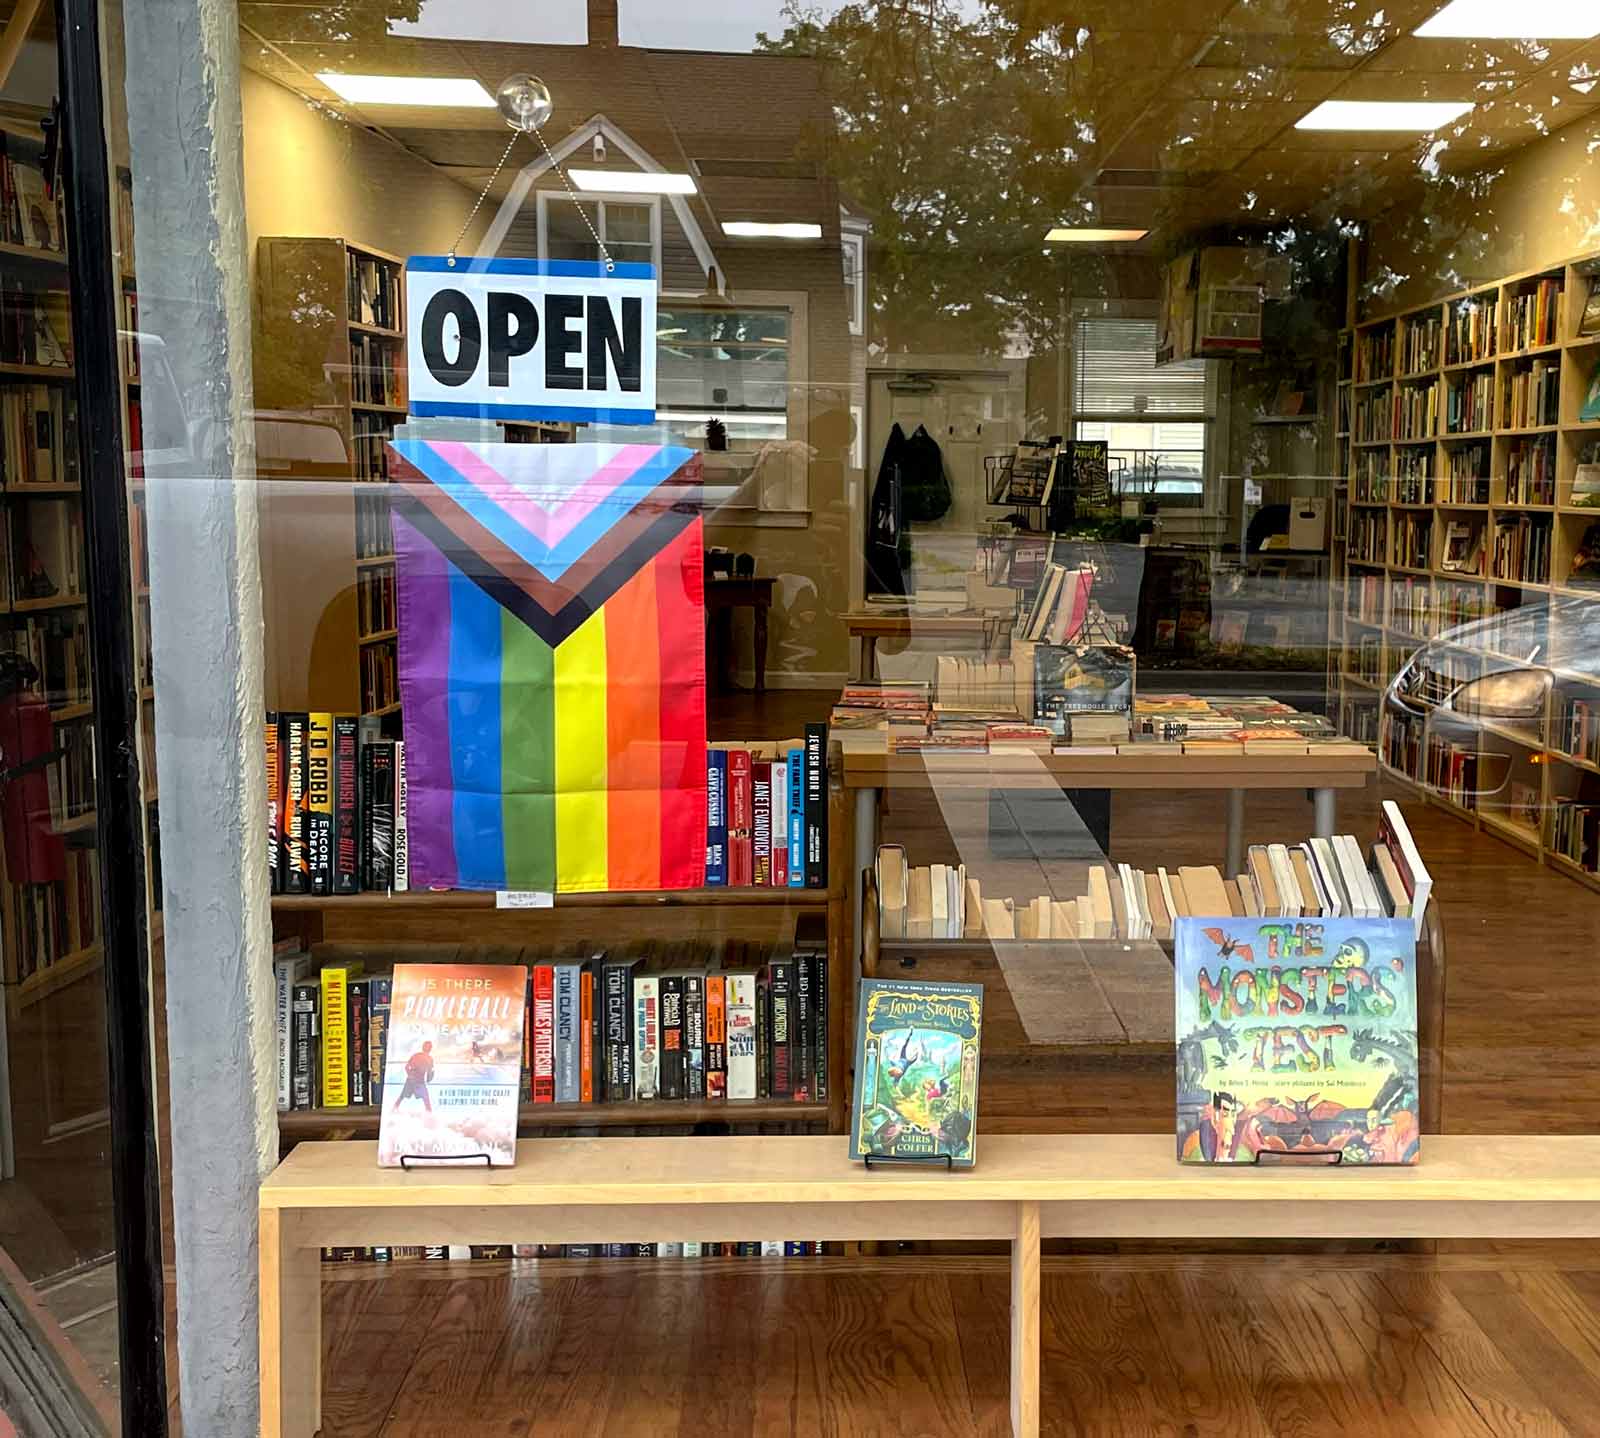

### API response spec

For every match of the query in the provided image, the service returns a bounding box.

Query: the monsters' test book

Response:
[376,965,529,1167]
[1174,917,1419,1165]
[850,978,983,1167]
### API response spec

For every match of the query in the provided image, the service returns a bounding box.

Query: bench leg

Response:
[1313,786,1336,838]
[1011,1200,1040,1438]
[1226,788,1245,877]
[260,1209,321,1438]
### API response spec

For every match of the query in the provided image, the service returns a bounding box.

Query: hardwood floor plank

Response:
[376,1275,514,1436]
[748,1268,830,1438]
[944,1269,1014,1438]
[320,1267,450,1438]
[514,1264,634,1434]
[596,1267,695,1437]
[469,1269,579,1426]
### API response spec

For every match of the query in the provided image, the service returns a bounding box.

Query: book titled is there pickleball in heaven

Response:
[377,964,527,1167]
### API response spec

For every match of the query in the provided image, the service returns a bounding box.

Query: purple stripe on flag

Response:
[393,510,459,890]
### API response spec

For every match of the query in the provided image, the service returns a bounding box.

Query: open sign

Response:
[405,257,657,424]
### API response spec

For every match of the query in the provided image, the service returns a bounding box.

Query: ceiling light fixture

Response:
[1044,226,1149,242]
[1415,0,1599,39]
[723,221,824,239]
[569,168,698,195]
[1295,100,1476,130]
[315,73,496,107]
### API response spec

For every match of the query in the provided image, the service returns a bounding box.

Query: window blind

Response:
[1072,317,1212,419]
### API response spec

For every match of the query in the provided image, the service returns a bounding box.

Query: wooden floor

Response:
[321,1249,1600,1436]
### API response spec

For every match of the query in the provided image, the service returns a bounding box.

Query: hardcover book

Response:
[306,713,334,894]
[705,749,728,886]
[1174,917,1420,1164]
[377,964,529,1167]
[851,978,983,1166]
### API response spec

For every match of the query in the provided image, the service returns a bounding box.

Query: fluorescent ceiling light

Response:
[569,168,697,195]
[1045,226,1148,242]
[723,221,824,239]
[1415,0,1599,38]
[315,73,495,107]
[1295,100,1475,130]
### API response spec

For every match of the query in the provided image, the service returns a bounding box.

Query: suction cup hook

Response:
[497,73,552,133]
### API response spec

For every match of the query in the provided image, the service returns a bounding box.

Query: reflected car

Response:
[1383,597,1599,824]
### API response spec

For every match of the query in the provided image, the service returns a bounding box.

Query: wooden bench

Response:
[260,1134,1600,1438]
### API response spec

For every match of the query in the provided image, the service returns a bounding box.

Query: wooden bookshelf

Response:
[1332,250,1600,889]
[271,742,856,1144]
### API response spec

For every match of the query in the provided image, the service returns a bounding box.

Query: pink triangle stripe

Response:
[428,441,661,548]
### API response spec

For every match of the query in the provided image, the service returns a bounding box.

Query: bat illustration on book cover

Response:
[1174,917,1419,1165]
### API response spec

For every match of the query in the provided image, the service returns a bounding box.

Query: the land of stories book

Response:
[851,978,983,1167]
[1174,917,1419,1164]
[377,965,528,1167]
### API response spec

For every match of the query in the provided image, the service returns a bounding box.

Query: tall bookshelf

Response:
[1332,251,1600,891]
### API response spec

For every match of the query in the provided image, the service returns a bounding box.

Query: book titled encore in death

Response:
[377,964,528,1167]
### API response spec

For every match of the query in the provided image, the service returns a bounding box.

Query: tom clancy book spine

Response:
[769,960,794,1099]
[705,974,727,1101]
[347,979,369,1106]
[265,712,283,893]
[751,761,772,886]
[793,953,814,1102]
[553,963,581,1103]
[331,717,361,894]
[804,724,827,888]
[531,964,555,1103]
[281,713,310,893]
[361,742,395,891]
[306,713,334,895]
[602,959,637,1100]
[368,976,391,1107]
[290,981,319,1109]
[684,972,706,1100]
[658,974,685,1101]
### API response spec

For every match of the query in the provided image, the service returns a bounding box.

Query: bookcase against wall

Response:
[1332,251,1600,892]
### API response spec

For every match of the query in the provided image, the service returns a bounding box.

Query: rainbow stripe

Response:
[389,441,705,892]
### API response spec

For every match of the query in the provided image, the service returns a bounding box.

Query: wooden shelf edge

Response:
[279,1098,829,1138]
[272,886,830,911]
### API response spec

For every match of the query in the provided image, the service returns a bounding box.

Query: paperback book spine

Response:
[320,965,352,1107]
[265,712,282,894]
[727,748,753,886]
[633,974,660,1101]
[804,724,827,887]
[554,964,580,1103]
[290,981,318,1109]
[756,966,771,1098]
[752,762,772,887]
[368,976,391,1107]
[331,716,361,895]
[281,712,310,893]
[786,749,805,887]
[579,964,596,1103]
[705,974,727,1101]
[347,979,369,1106]
[705,748,727,886]
[794,953,814,1102]
[362,742,395,892]
[531,964,555,1104]
[306,712,334,895]
[771,760,788,892]
[769,961,793,1099]
[273,952,306,1109]
[392,739,408,892]
[725,972,757,1100]
[659,974,685,1101]
[520,972,532,1100]
[814,947,828,1103]
[685,973,706,1100]
[603,961,634,1101]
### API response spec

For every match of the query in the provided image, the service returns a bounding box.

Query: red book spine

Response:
[752,762,772,887]
[728,748,753,887]
[579,970,594,1103]
[532,965,555,1103]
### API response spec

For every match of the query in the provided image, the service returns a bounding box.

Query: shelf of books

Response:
[0,119,105,1005]
[1332,250,1600,890]
[267,730,852,1143]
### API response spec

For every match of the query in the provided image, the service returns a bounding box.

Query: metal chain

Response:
[530,122,615,272]
[446,131,522,267]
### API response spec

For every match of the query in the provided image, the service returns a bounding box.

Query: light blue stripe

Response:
[392,440,695,583]
[409,400,658,425]
[407,256,656,281]
[447,564,506,888]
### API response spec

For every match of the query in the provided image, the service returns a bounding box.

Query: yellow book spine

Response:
[321,966,349,1108]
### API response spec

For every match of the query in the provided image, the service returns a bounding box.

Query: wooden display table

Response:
[839,732,1376,959]
[262,1135,1600,1438]
[842,608,1005,680]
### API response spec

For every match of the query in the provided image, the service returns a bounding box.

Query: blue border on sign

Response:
[409,400,659,425]
[407,255,657,281]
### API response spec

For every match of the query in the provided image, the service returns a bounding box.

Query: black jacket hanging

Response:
[900,423,952,523]
[866,422,907,595]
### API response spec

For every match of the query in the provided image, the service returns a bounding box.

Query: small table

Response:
[705,576,775,692]
[842,608,1006,680]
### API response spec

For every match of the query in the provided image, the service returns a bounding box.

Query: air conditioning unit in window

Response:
[1157,246,1292,365]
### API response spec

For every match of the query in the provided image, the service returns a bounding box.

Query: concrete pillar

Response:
[121,0,275,1431]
